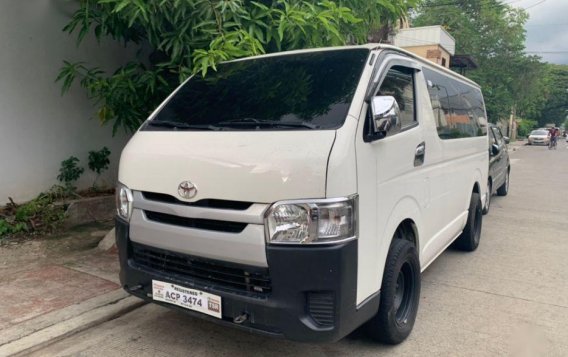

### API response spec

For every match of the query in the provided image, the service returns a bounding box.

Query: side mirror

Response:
[503,136,510,144]
[491,144,500,156]
[369,96,401,140]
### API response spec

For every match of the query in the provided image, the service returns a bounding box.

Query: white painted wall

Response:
[0,0,137,204]
[394,26,456,55]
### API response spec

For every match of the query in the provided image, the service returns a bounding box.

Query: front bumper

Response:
[116,218,379,342]
[529,138,548,145]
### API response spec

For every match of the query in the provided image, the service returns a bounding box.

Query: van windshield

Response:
[144,49,369,131]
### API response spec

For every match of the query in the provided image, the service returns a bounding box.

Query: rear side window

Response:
[423,68,486,139]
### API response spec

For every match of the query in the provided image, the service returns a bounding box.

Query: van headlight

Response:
[116,183,133,221]
[265,196,357,244]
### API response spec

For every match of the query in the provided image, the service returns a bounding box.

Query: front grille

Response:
[307,292,335,327]
[131,243,272,296]
[142,191,253,210]
[144,210,247,233]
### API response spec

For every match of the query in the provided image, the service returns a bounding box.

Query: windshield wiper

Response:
[146,120,220,131]
[217,119,319,129]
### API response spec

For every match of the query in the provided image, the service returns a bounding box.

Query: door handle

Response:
[414,142,426,167]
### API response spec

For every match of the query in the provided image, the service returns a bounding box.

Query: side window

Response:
[423,68,487,139]
[462,85,488,136]
[377,66,416,128]
[488,128,497,149]
[455,82,486,137]
[423,69,454,137]
[492,127,504,145]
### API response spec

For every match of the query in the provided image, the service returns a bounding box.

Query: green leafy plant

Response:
[57,156,85,191]
[0,219,13,236]
[88,147,111,189]
[57,0,418,134]
[0,187,67,239]
[0,219,27,237]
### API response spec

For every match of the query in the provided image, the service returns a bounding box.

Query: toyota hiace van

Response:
[115,44,488,344]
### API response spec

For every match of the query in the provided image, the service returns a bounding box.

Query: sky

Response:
[512,0,568,65]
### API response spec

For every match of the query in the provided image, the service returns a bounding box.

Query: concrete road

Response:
[32,143,568,357]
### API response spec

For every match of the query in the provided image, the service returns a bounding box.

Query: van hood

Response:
[119,130,336,204]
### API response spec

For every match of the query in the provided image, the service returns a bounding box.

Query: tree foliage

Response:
[58,0,417,134]
[537,64,568,127]
[516,118,537,137]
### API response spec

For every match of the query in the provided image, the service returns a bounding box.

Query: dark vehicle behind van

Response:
[483,124,510,214]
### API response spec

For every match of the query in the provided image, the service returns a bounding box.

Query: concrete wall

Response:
[0,0,136,204]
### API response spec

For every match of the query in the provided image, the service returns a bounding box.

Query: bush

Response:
[57,156,84,191]
[517,119,537,137]
[88,147,111,189]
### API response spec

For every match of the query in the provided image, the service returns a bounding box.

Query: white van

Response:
[115,44,488,344]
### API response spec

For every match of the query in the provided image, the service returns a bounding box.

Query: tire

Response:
[482,180,491,215]
[366,238,421,345]
[454,192,482,252]
[497,170,509,196]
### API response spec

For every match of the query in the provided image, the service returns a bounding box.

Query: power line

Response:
[522,0,546,10]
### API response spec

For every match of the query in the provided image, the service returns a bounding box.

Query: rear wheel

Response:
[366,238,421,344]
[454,192,482,252]
[482,180,492,215]
[497,170,509,196]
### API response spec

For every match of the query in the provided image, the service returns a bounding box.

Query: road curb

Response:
[0,290,145,357]
[97,227,116,252]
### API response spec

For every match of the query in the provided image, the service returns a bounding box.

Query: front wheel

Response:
[366,239,421,344]
[454,192,482,252]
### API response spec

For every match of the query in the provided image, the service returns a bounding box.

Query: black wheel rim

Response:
[394,262,416,326]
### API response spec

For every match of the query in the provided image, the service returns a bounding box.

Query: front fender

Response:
[374,196,422,290]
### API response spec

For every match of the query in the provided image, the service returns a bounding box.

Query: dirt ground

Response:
[0,221,113,269]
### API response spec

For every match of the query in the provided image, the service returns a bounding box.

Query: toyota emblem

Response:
[178,181,197,199]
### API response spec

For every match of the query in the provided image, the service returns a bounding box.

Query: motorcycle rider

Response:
[548,127,560,149]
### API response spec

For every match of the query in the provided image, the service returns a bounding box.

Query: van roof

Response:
[228,44,480,89]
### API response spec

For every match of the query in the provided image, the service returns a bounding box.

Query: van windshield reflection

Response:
[144,49,369,131]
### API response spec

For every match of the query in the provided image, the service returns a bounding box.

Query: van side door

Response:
[354,54,429,303]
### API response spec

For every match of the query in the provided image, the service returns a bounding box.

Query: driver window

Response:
[377,66,416,128]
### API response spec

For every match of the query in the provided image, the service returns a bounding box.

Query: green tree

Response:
[58,0,417,134]
[537,64,568,127]
[413,0,547,123]
[516,118,537,137]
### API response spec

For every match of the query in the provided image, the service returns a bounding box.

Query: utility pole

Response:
[508,105,515,139]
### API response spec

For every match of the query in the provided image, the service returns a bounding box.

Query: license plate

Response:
[152,280,222,319]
